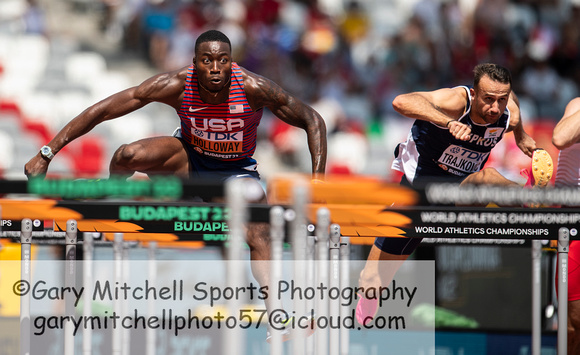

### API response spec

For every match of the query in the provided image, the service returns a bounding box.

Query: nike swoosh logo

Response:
[189,106,208,113]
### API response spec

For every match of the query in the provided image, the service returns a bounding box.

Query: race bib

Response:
[191,128,243,159]
[437,145,489,174]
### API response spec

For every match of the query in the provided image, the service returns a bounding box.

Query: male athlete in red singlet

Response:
[26,30,326,185]
[552,97,580,355]
[25,30,327,340]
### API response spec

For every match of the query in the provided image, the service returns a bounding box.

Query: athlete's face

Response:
[470,75,511,124]
[194,41,232,93]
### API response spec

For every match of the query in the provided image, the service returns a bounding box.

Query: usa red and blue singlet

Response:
[176,63,263,178]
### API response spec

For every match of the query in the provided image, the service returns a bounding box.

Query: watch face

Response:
[41,146,53,158]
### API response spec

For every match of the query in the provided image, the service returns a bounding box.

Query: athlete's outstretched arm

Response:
[243,69,327,180]
[24,68,187,177]
[553,97,580,150]
[507,91,536,157]
[392,87,472,141]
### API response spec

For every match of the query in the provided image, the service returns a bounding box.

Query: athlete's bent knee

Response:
[480,167,501,179]
[464,167,501,185]
[112,143,142,168]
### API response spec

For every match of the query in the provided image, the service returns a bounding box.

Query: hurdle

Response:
[4,179,579,354]
[531,239,541,355]
[268,206,285,353]
[64,220,77,355]
[19,218,31,355]
[146,241,157,355]
[294,181,312,355]
[314,206,329,355]
[82,231,95,355]
[224,179,247,355]
[557,227,570,355]
[7,178,350,355]
[262,181,350,355]
[339,235,350,355]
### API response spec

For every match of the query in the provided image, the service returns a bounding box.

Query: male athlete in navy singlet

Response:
[356,63,539,326]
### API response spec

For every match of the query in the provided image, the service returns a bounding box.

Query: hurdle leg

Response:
[147,241,157,355]
[291,183,309,355]
[64,220,77,355]
[225,179,248,355]
[83,232,96,355]
[531,239,541,355]
[306,232,316,355]
[269,206,285,354]
[122,238,131,355]
[112,233,124,355]
[315,207,330,355]
[339,235,350,355]
[329,224,341,355]
[20,219,32,355]
[557,228,570,355]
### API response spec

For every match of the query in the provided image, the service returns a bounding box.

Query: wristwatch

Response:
[40,145,55,160]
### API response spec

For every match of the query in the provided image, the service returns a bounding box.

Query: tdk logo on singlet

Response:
[192,118,244,132]
[439,145,489,174]
[193,129,241,141]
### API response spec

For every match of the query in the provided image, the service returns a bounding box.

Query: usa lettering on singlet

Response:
[177,63,263,161]
[392,86,510,182]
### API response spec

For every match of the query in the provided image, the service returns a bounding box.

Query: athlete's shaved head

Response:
[473,63,512,89]
[195,30,231,54]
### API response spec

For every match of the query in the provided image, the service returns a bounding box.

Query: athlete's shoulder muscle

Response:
[240,66,291,111]
[430,86,469,114]
[134,66,188,108]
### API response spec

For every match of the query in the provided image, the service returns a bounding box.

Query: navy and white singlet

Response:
[392,86,511,186]
[376,86,511,255]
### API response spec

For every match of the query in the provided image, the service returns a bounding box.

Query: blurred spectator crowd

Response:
[0,0,579,182]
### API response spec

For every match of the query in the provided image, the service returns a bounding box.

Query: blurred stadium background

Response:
[1,0,578,183]
[0,0,578,353]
